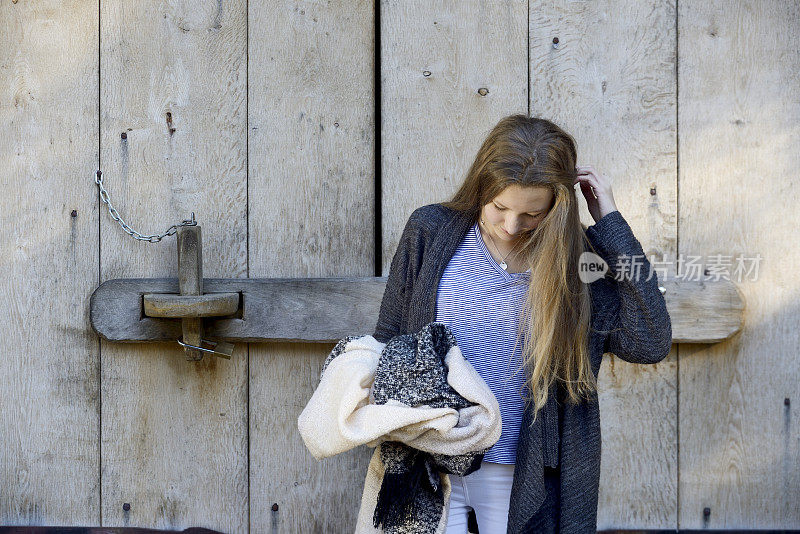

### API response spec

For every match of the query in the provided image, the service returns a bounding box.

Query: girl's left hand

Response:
[573,165,619,223]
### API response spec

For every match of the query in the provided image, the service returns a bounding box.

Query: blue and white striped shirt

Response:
[435,221,531,464]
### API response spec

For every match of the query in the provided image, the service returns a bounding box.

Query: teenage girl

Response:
[435,115,621,533]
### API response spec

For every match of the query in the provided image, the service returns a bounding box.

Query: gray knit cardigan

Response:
[372,203,672,534]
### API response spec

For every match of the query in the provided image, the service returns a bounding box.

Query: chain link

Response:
[94,170,197,242]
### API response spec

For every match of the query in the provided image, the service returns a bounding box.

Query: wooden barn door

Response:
[2,0,799,532]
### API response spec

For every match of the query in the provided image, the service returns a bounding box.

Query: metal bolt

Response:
[552,37,559,49]
[477,87,489,96]
[785,397,790,406]
[123,503,131,511]
[271,503,279,511]
[650,186,656,195]
[703,507,710,518]
[121,132,127,140]
[422,70,431,77]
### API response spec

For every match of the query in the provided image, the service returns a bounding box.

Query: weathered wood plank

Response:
[0,1,100,526]
[381,1,528,248]
[247,0,376,531]
[678,1,800,528]
[531,1,679,528]
[99,1,248,530]
[89,276,741,343]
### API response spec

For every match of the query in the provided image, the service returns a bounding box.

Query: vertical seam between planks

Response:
[246,0,251,531]
[674,0,680,529]
[375,0,382,278]
[97,0,103,526]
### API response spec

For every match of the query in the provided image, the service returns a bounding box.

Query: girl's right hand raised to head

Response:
[573,165,619,223]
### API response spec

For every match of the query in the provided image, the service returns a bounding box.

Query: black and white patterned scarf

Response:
[321,322,490,534]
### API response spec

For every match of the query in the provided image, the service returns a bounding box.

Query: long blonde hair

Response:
[439,114,599,425]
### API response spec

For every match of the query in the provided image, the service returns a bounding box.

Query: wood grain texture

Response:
[665,277,744,344]
[99,1,248,530]
[678,1,800,528]
[247,0,376,531]
[530,1,679,528]
[381,1,528,259]
[0,0,100,526]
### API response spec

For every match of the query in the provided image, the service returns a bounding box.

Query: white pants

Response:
[445,461,514,534]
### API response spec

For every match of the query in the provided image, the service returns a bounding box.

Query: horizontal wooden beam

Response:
[89,276,743,344]
[663,276,744,343]
[90,277,386,343]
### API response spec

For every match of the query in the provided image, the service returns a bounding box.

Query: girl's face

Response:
[481,184,554,243]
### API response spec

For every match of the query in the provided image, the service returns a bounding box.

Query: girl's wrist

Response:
[597,202,619,220]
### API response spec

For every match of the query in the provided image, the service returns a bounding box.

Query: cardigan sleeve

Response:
[585,210,673,364]
[372,209,423,343]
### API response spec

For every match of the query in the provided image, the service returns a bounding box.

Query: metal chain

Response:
[94,169,197,242]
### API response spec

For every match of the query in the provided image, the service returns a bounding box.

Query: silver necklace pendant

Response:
[480,219,514,271]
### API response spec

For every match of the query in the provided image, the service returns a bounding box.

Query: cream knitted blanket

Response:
[297,330,502,533]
